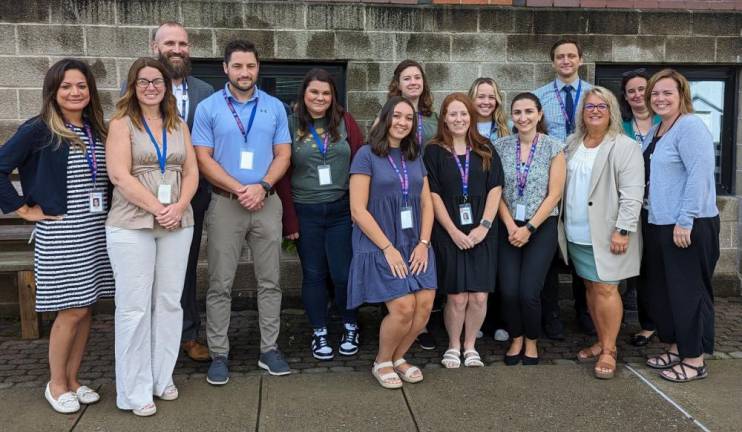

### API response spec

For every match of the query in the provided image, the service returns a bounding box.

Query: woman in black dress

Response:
[424,93,503,368]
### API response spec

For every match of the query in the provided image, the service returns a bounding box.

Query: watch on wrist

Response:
[479,218,492,230]
[616,227,629,236]
[526,222,537,233]
[259,180,272,194]
[419,239,430,248]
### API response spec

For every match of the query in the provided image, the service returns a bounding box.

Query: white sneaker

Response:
[494,329,510,342]
[74,385,100,404]
[158,384,179,401]
[133,402,157,417]
[45,382,80,414]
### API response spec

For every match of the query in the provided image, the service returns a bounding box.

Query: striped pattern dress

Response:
[34,127,114,312]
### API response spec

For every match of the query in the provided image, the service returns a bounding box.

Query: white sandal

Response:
[372,361,403,389]
[463,349,484,367]
[393,358,423,383]
[74,385,100,404]
[441,348,461,369]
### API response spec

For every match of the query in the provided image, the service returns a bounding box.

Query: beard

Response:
[158,52,191,80]
[229,77,255,93]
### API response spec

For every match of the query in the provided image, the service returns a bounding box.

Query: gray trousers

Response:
[205,193,282,356]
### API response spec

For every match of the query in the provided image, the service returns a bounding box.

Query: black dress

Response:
[424,143,504,294]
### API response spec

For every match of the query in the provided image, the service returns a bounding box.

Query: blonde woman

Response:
[468,77,510,142]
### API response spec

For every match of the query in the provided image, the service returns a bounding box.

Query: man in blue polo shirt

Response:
[192,39,292,384]
[533,38,594,340]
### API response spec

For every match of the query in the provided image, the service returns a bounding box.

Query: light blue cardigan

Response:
[642,114,718,229]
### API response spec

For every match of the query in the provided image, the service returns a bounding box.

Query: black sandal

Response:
[659,362,708,383]
[646,351,680,370]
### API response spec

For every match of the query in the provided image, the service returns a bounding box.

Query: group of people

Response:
[0,20,720,415]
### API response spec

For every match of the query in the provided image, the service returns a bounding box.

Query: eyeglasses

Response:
[584,103,609,112]
[136,78,165,89]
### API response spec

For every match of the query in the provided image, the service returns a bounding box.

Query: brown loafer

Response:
[182,340,210,362]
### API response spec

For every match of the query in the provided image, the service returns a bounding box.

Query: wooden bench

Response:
[0,251,38,339]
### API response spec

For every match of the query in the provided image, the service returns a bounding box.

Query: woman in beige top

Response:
[105,57,198,417]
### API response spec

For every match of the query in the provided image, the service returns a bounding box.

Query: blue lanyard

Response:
[178,80,188,120]
[452,146,471,201]
[416,112,424,147]
[222,89,258,144]
[553,79,582,133]
[308,123,330,160]
[66,122,98,185]
[141,117,168,175]
[515,134,539,198]
[387,153,409,206]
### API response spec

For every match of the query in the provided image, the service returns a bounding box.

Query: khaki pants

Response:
[205,193,282,356]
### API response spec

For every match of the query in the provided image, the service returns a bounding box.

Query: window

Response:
[190,60,347,110]
[596,66,738,194]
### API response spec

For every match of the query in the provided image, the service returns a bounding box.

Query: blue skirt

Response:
[567,242,618,285]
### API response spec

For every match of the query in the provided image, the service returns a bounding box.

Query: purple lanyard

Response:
[515,134,539,198]
[553,79,582,133]
[416,112,424,147]
[452,146,471,201]
[387,153,409,206]
[66,122,98,185]
[308,123,330,161]
[222,89,258,145]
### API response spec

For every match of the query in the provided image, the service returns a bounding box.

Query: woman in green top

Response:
[387,60,439,147]
[620,68,660,347]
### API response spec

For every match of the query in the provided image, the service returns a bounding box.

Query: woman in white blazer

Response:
[557,86,644,379]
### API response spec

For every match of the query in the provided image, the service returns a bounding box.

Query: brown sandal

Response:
[594,348,617,380]
[577,344,602,363]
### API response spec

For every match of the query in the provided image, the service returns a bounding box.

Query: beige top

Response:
[107,116,194,230]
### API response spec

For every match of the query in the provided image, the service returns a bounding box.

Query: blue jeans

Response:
[295,195,357,328]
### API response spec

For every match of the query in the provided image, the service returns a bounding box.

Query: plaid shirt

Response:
[533,78,592,142]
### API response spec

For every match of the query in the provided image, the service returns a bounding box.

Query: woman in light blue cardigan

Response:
[641,69,719,383]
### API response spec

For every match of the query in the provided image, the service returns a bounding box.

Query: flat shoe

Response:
[372,361,402,389]
[133,402,157,417]
[45,382,80,414]
[463,349,484,367]
[629,332,655,347]
[441,348,461,369]
[646,351,681,370]
[393,358,423,383]
[74,385,100,404]
[158,384,178,401]
[660,362,708,383]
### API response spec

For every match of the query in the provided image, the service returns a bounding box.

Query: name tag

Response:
[318,164,332,186]
[158,184,172,204]
[459,203,473,226]
[240,151,254,170]
[400,206,414,230]
[89,192,104,213]
[514,203,526,222]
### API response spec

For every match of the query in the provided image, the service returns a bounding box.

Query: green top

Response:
[420,112,439,147]
[622,114,661,144]
[289,114,351,204]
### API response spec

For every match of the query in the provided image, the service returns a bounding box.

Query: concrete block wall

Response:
[0,1,740,296]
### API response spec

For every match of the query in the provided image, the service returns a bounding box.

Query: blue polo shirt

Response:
[191,84,290,185]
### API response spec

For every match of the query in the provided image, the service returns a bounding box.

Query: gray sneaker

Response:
[258,349,291,376]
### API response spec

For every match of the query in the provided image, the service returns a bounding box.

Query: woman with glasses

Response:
[619,68,661,347]
[558,87,644,379]
[106,57,198,416]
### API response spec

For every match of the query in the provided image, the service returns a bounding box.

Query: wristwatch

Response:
[419,239,431,248]
[480,218,492,230]
[259,180,272,196]
[526,222,537,233]
[616,227,629,236]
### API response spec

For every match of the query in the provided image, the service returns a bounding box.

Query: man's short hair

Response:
[549,38,583,61]
[224,40,260,64]
[153,21,186,42]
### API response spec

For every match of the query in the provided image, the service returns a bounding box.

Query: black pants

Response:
[625,209,655,332]
[180,180,211,342]
[498,217,558,340]
[542,254,585,322]
[645,216,719,358]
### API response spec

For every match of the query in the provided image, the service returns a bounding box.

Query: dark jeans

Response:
[295,195,357,328]
[542,254,587,322]
[645,216,719,358]
[498,217,558,340]
[181,180,211,342]
[625,209,656,332]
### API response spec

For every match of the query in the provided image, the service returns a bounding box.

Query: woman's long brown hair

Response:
[294,68,344,142]
[387,60,434,117]
[113,57,179,132]
[429,93,493,171]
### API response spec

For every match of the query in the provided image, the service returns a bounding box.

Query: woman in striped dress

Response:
[0,58,113,414]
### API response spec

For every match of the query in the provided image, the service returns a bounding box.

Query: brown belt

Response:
[212,186,274,199]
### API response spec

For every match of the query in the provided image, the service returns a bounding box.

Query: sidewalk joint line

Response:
[254,375,263,432]
[401,387,421,432]
[625,364,711,432]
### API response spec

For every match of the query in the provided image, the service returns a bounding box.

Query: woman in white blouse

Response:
[557,86,644,379]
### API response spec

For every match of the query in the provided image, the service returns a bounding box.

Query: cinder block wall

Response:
[0,1,740,300]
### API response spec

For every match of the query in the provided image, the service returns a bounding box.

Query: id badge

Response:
[514,203,526,222]
[240,151,254,170]
[459,203,473,226]
[400,206,414,230]
[158,184,172,204]
[88,191,104,213]
[317,164,332,186]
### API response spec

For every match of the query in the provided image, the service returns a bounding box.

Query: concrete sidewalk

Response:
[1,360,740,432]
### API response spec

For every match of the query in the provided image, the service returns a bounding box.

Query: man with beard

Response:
[133,21,215,362]
[192,39,292,384]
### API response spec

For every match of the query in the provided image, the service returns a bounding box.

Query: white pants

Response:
[106,226,193,410]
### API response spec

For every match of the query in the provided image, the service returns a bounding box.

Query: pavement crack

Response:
[401,387,421,432]
[254,375,263,432]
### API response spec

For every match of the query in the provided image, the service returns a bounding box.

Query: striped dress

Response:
[34,127,114,312]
